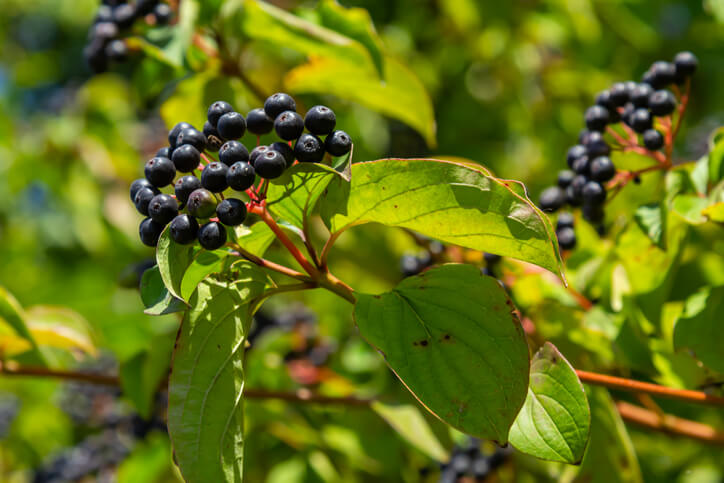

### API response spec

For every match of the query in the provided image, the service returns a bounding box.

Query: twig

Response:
[0,362,119,386]
[227,244,312,282]
[616,401,724,445]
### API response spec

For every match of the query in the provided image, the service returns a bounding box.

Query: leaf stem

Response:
[227,243,312,282]
[616,401,724,445]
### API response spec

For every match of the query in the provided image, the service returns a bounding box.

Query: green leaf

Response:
[168,263,271,483]
[633,203,665,248]
[322,158,563,277]
[672,194,709,225]
[371,402,447,461]
[140,266,185,315]
[691,155,710,194]
[673,286,724,373]
[266,163,345,229]
[285,56,437,147]
[231,222,276,257]
[701,202,724,223]
[354,264,530,442]
[156,227,195,301]
[708,127,724,184]
[161,0,199,66]
[0,286,34,344]
[25,306,97,357]
[509,342,590,464]
[180,250,229,301]
[120,332,174,418]
[316,0,385,77]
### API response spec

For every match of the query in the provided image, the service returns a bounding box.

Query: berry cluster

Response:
[84,0,173,73]
[538,51,698,247]
[427,438,511,483]
[130,93,352,250]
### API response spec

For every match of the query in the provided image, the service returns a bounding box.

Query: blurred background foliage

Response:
[1,0,724,482]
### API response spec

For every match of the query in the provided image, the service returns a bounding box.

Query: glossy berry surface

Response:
[590,156,616,182]
[246,108,274,135]
[139,218,164,247]
[582,181,606,205]
[264,93,296,119]
[643,129,664,150]
[646,61,676,89]
[255,150,287,179]
[156,146,172,158]
[539,186,565,213]
[584,132,610,157]
[630,83,653,107]
[648,90,676,116]
[217,112,246,140]
[201,162,229,192]
[674,51,698,78]
[198,222,227,250]
[169,122,192,148]
[629,108,653,133]
[148,194,178,225]
[557,227,577,250]
[207,101,234,126]
[609,82,629,106]
[144,156,175,187]
[325,130,352,157]
[216,198,247,226]
[153,3,172,24]
[295,134,325,163]
[274,111,304,141]
[170,215,199,245]
[171,144,200,173]
[572,156,589,175]
[227,162,255,191]
[176,127,207,152]
[174,175,202,206]
[105,40,127,62]
[134,187,158,216]
[130,178,155,202]
[566,145,587,168]
[556,212,575,230]
[249,145,270,166]
[584,105,609,131]
[187,189,217,218]
[558,170,575,188]
[219,141,249,166]
[271,142,294,167]
[304,105,336,135]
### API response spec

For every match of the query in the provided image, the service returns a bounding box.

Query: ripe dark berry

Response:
[198,222,227,250]
[595,90,615,111]
[304,105,336,135]
[621,102,635,126]
[630,83,653,107]
[557,227,576,250]
[583,204,605,223]
[539,186,566,213]
[227,162,255,191]
[144,156,175,187]
[135,0,159,16]
[219,141,249,166]
[112,4,137,29]
[249,145,270,166]
[156,146,172,158]
[139,218,164,247]
[207,101,234,126]
[169,122,192,148]
[95,5,113,23]
[578,130,592,145]
[187,189,217,218]
[105,39,128,62]
[643,129,664,150]
[217,112,246,140]
[177,127,207,152]
[645,61,676,89]
[582,181,606,205]
[246,108,274,135]
[201,162,229,192]
[203,121,223,151]
[295,134,325,163]
[92,21,119,41]
[172,144,200,173]
[264,93,296,119]
[557,212,575,230]
[271,141,294,167]
[629,108,653,133]
[153,3,172,25]
[567,145,587,168]
[274,111,304,141]
[648,90,676,116]
[584,105,609,131]
[84,38,107,73]
[216,198,247,226]
[590,156,616,182]
[255,150,287,179]
[400,254,423,277]
[572,156,590,175]
[148,194,178,225]
[325,130,352,157]
[584,131,610,157]
[558,170,575,188]
[609,82,629,106]
[674,51,698,80]
[174,175,202,206]
[484,252,502,265]
[568,175,587,206]
[134,187,158,216]
[169,215,199,245]
[130,178,155,202]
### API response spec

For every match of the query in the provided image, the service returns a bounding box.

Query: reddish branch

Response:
[617,401,724,445]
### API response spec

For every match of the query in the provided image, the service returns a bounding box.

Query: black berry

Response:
[558,170,575,188]
[105,40,128,62]
[148,194,178,225]
[567,175,587,206]
[227,162,256,191]
[585,134,610,158]
[304,105,336,135]
[264,93,296,119]
[144,156,175,187]
[648,90,676,116]
[169,215,199,245]
[567,145,587,168]
[557,212,575,230]
[198,222,227,250]
[207,101,234,126]
[325,130,352,157]
[584,105,609,131]
[645,61,676,89]
[271,141,294,167]
[169,122,192,148]
[643,129,664,150]
[176,127,207,152]
[139,218,165,247]
[629,108,653,133]
[216,198,247,226]
[400,254,424,277]
[255,150,287,179]
[153,3,172,25]
[246,108,274,135]
[156,146,172,158]
[174,175,202,206]
[274,111,304,141]
[484,252,502,265]
[595,90,615,111]
[201,162,229,192]
[203,121,223,151]
[582,181,606,205]
[130,178,155,202]
[295,134,325,163]
[589,156,616,182]
[249,145,270,166]
[135,0,158,16]
[609,82,629,106]
[673,51,698,80]
[171,144,200,173]
[572,156,590,175]
[630,83,653,107]
[583,204,605,223]
[219,140,249,166]
[539,186,566,213]
[187,189,217,218]
[557,227,576,250]
[112,4,137,29]
[217,112,246,140]
[134,187,158,216]
[92,21,119,41]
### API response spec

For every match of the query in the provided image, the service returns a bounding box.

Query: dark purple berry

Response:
[227,162,255,191]
[174,175,202,206]
[134,187,158,216]
[148,194,178,225]
[246,108,273,135]
[582,181,606,205]
[153,3,172,24]
[567,145,587,168]
[264,93,296,119]
[156,146,172,158]
[144,156,175,187]
[274,111,304,141]
[325,130,351,157]
[249,145,270,167]
[643,129,664,151]
[255,150,287,179]
[648,90,676,116]
[171,144,200,173]
[198,222,227,250]
[169,215,199,245]
[629,108,653,133]
[584,131,610,157]
[557,212,575,230]
[584,105,609,131]
[187,189,217,218]
[557,227,576,250]
[201,162,229,192]
[139,218,164,247]
[105,39,127,62]
[583,204,605,223]
[595,90,615,111]
[135,0,159,16]
[177,127,207,152]
[112,4,137,29]
[169,122,192,148]
[219,140,249,166]
[644,61,676,89]
[271,141,294,167]
[295,134,325,163]
[558,170,575,188]
[130,178,155,202]
[216,198,247,226]
[673,51,698,81]
[207,101,234,126]
[609,82,629,106]
[590,156,615,182]
[539,186,566,213]
[304,105,336,135]
[572,156,590,175]
[217,112,246,140]
[630,84,653,107]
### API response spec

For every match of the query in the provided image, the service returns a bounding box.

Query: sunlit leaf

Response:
[140,265,185,315]
[180,250,229,301]
[231,222,276,257]
[371,401,447,461]
[156,227,195,302]
[701,202,724,223]
[673,285,724,373]
[633,203,665,248]
[25,306,97,356]
[672,194,709,225]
